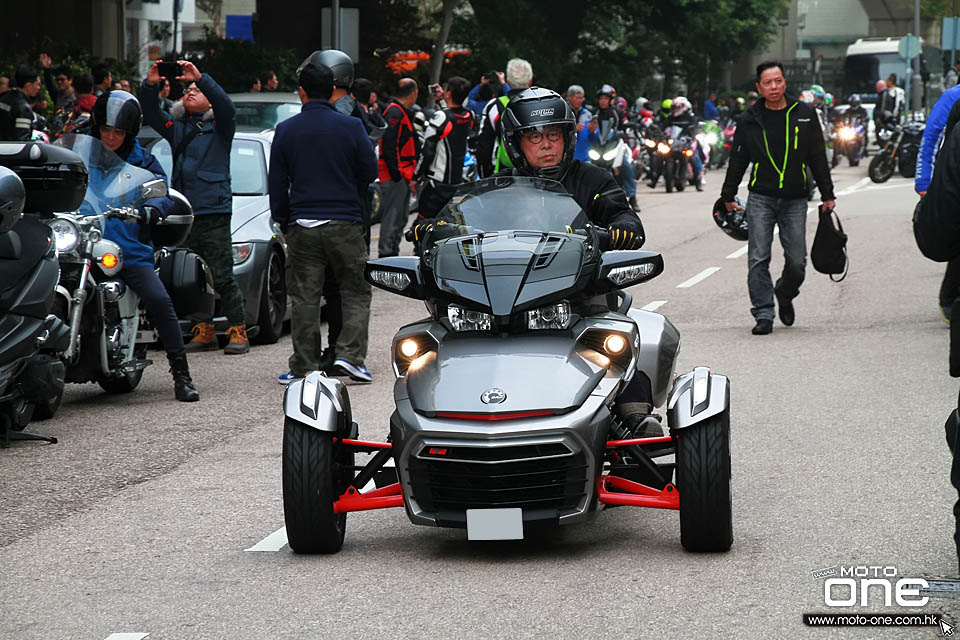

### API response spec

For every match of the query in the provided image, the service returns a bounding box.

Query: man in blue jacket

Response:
[915,84,960,321]
[270,59,379,385]
[140,61,249,355]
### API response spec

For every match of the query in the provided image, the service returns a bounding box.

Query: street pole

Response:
[172,0,179,55]
[953,1,958,68]
[914,0,921,113]
[331,0,340,50]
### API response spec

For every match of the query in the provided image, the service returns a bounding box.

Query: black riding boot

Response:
[168,353,199,402]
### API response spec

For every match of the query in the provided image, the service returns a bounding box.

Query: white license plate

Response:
[466,508,523,541]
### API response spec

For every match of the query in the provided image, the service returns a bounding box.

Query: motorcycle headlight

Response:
[657,142,671,154]
[370,270,412,291]
[683,148,694,157]
[644,138,656,148]
[447,304,492,332]
[232,242,254,265]
[839,127,856,141]
[588,149,601,161]
[526,301,571,330]
[48,217,80,253]
[705,132,718,146]
[602,148,618,161]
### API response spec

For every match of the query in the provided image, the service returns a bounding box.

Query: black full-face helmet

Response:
[499,87,577,180]
[298,49,354,89]
[92,90,142,137]
[0,166,25,233]
[712,197,748,241]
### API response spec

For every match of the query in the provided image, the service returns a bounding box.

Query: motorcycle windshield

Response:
[55,134,157,214]
[424,177,594,316]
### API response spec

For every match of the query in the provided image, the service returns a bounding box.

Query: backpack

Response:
[914,196,960,262]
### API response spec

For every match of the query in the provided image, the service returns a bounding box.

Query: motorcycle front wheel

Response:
[676,409,733,552]
[664,162,674,193]
[868,151,896,183]
[97,344,147,394]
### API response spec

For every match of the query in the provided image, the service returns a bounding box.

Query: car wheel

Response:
[282,416,353,554]
[252,248,286,345]
[676,409,733,552]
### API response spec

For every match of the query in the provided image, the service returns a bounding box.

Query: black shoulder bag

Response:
[810,204,848,282]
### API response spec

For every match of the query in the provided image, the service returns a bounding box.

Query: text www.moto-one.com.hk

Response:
[803,613,942,628]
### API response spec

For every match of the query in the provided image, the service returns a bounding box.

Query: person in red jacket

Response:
[377,78,420,258]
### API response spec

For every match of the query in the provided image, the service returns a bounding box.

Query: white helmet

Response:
[671,96,691,117]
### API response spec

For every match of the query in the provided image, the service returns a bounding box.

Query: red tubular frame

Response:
[597,475,679,510]
[334,483,404,513]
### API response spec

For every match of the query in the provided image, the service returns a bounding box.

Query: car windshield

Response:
[55,133,158,214]
[148,138,267,196]
[432,176,589,235]
[234,100,301,129]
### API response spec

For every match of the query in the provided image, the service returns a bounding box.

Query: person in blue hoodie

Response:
[91,90,199,402]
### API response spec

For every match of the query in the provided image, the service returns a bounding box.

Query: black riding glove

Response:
[608,225,642,250]
[410,218,435,242]
[138,205,161,225]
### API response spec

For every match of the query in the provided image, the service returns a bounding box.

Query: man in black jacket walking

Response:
[720,61,836,335]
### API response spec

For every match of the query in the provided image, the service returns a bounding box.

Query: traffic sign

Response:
[899,34,920,60]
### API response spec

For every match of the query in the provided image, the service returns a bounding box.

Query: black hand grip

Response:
[404,228,414,242]
[596,228,611,251]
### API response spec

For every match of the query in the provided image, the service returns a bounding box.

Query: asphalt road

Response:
[2,161,959,640]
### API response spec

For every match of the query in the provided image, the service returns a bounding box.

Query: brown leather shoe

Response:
[224,325,250,355]
[184,322,219,352]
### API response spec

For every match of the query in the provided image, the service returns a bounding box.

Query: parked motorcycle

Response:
[45,134,213,395]
[869,121,924,183]
[281,176,733,554]
[0,158,76,445]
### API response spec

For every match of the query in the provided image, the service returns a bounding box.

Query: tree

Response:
[196,0,225,36]
[426,0,460,108]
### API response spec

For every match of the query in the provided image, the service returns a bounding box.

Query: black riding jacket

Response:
[0,90,34,141]
[721,96,835,202]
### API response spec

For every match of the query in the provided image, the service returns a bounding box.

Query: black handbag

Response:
[810,205,848,282]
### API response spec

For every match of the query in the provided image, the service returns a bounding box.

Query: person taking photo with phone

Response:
[140,60,249,355]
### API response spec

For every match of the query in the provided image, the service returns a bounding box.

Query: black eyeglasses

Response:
[55,76,69,83]
[522,128,563,144]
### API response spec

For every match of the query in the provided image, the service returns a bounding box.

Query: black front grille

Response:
[408,443,588,514]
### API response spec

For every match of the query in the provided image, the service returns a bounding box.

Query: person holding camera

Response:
[140,60,249,355]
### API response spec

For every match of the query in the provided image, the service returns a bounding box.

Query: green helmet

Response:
[661,98,673,112]
[809,84,824,99]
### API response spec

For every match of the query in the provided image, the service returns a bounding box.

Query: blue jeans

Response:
[745,193,807,321]
[120,264,185,356]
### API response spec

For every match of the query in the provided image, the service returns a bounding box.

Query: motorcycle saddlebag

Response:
[157,248,216,321]
[0,143,88,214]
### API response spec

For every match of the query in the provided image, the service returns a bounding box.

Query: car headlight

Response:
[657,142,671,154]
[526,301,571,330]
[447,304,491,332]
[608,262,656,286]
[602,148,618,161]
[369,270,411,291]
[588,149,601,161]
[232,242,254,265]
[48,218,79,252]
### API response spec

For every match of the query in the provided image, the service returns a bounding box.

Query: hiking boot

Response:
[224,325,250,355]
[752,318,773,335]
[168,353,199,402]
[943,305,953,325]
[184,322,219,352]
[628,195,639,211]
[617,402,663,438]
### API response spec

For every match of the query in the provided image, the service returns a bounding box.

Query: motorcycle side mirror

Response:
[592,250,664,294]
[141,178,168,200]
[365,256,429,300]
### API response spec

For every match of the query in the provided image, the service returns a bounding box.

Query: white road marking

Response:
[835,176,872,196]
[641,300,667,312]
[246,458,397,551]
[104,634,150,640]
[726,245,748,259]
[677,267,720,288]
[245,527,288,552]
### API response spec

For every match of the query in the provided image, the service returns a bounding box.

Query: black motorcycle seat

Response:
[0,230,22,260]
